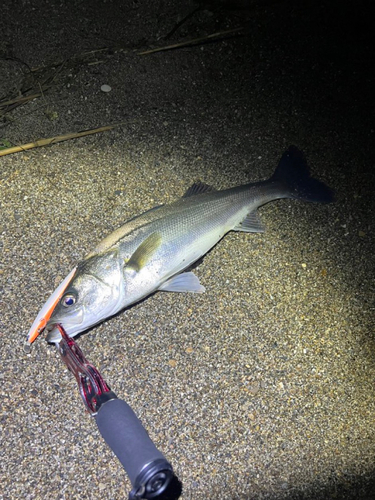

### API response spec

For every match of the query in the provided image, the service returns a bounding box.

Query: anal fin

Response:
[233,210,265,233]
[158,272,205,293]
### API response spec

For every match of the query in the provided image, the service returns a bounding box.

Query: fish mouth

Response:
[46,326,66,343]
[45,310,84,343]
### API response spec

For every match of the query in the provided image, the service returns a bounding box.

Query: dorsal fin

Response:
[182,181,216,198]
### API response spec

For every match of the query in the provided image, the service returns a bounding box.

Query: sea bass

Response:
[26,146,333,345]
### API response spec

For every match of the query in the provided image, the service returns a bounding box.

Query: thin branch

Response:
[0,123,125,157]
[138,27,243,55]
[0,27,244,119]
[0,93,43,108]
[163,6,202,40]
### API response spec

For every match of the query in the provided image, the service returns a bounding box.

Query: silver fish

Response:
[45,146,333,342]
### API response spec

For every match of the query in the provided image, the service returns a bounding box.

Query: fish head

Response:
[46,259,122,342]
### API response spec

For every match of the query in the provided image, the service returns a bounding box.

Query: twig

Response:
[138,27,243,55]
[0,93,43,109]
[0,123,124,157]
[164,6,202,40]
[0,27,244,120]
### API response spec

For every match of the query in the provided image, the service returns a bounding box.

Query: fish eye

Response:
[61,294,76,307]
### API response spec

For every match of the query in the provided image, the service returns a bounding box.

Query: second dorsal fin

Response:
[182,181,216,198]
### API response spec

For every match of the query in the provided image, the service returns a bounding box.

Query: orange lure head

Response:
[26,268,77,345]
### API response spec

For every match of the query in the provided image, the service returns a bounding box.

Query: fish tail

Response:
[271,146,334,203]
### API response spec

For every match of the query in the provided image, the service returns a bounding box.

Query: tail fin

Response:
[272,146,334,203]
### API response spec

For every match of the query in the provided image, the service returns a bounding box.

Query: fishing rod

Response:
[54,324,181,500]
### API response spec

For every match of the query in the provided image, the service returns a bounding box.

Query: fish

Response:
[26,146,333,345]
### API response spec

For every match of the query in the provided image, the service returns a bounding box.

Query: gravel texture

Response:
[1,1,374,499]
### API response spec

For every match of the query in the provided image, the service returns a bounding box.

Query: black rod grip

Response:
[95,398,167,486]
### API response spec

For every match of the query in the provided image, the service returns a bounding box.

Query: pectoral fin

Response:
[125,232,162,272]
[158,272,205,293]
[233,210,265,233]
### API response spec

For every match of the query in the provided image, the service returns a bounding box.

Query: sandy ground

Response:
[1,1,374,499]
